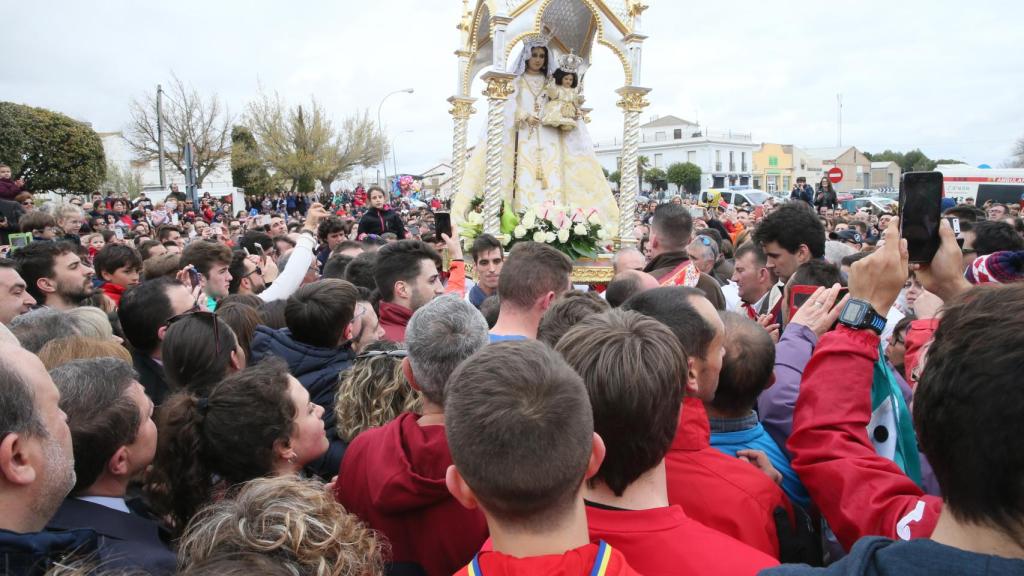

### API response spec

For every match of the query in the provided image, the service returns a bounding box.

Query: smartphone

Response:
[114,227,125,240]
[435,212,452,239]
[689,207,705,218]
[788,285,849,321]
[899,172,944,263]
[171,213,180,225]
[212,222,222,231]
[9,233,32,252]
[261,215,271,227]
[945,216,964,248]
[187,268,202,288]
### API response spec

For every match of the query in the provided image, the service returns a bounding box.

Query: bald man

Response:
[612,248,646,274]
[605,269,659,308]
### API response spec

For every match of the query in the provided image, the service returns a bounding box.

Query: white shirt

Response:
[76,495,130,514]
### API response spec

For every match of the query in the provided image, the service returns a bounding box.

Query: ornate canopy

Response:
[455,0,649,97]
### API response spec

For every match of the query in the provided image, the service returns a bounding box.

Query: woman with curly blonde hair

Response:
[335,341,419,442]
[178,475,385,576]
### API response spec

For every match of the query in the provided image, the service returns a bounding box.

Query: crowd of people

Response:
[2,162,1023,575]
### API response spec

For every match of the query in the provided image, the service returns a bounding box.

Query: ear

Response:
[108,446,130,478]
[796,244,812,264]
[0,434,38,486]
[156,325,169,342]
[273,437,294,463]
[537,291,557,313]
[683,356,700,397]
[446,465,479,511]
[401,357,422,392]
[229,349,243,371]
[394,280,408,301]
[584,433,606,482]
[100,270,113,283]
[343,321,355,342]
[36,276,57,296]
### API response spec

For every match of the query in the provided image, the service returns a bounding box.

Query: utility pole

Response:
[184,142,198,212]
[837,93,843,147]
[157,84,166,189]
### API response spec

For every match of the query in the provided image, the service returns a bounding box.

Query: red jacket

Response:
[903,318,938,385]
[453,542,640,576]
[378,301,413,343]
[665,397,791,558]
[335,413,488,576]
[586,504,777,575]
[787,325,942,551]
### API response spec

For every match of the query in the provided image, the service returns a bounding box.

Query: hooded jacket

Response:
[249,325,353,478]
[356,206,406,239]
[335,412,488,576]
[762,536,1024,575]
[378,301,413,343]
[666,397,792,558]
[0,527,98,576]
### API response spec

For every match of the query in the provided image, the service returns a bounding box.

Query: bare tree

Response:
[246,90,386,193]
[125,74,232,187]
[1013,136,1024,168]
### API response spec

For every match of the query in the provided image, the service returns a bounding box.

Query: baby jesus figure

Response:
[541,68,584,132]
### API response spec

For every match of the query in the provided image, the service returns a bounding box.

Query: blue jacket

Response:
[709,414,810,508]
[762,536,1024,575]
[249,325,354,478]
[0,527,97,576]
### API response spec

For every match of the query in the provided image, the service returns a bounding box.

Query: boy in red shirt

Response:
[445,340,640,576]
[556,309,778,575]
[94,243,142,307]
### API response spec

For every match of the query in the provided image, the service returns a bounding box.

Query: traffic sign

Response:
[828,167,844,184]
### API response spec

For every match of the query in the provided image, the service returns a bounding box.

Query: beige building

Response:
[870,161,901,191]
[752,144,824,194]
[804,146,872,193]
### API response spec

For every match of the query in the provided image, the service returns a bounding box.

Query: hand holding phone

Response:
[435,212,452,240]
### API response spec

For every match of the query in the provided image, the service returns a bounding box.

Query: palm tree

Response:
[637,155,650,194]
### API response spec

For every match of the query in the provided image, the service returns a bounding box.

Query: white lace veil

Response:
[511,37,555,79]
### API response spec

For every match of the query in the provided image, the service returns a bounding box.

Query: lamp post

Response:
[392,129,415,179]
[377,88,414,188]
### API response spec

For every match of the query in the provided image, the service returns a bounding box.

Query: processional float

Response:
[448,0,652,269]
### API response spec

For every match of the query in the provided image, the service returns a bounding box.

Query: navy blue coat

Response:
[249,325,354,478]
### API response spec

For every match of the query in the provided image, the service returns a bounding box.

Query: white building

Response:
[99,131,234,193]
[593,115,760,192]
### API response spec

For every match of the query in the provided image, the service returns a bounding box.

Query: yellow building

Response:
[752,144,824,194]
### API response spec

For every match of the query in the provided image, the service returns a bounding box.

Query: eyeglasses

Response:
[356,349,408,361]
[165,310,222,355]
[242,266,263,279]
[697,236,713,246]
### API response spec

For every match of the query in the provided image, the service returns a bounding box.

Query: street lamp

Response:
[392,130,415,179]
[377,88,415,188]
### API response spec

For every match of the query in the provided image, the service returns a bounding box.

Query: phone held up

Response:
[434,212,452,240]
[899,171,944,263]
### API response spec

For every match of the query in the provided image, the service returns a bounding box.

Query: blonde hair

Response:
[335,341,419,442]
[37,336,131,371]
[178,475,385,576]
[67,306,115,340]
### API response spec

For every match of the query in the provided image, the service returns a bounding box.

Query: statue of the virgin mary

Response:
[453,37,620,229]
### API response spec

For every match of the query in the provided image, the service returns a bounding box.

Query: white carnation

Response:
[532,230,546,243]
[573,223,587,236]
[522,211,537,228]
[587,212,602,225]
[545,231,557,243]
[514,225,527,239]
[557,228,570,243]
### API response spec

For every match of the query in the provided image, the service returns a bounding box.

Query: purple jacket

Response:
[0,178,23,201]
[759,322,816,459]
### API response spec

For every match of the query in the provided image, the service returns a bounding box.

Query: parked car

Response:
[842,197,898,216]
[699,188,771,208]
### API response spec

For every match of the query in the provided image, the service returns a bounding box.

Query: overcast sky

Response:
[5,0,1022,177]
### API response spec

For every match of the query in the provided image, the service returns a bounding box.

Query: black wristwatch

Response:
[837,299,886,335]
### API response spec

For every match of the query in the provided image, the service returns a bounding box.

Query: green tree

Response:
[666,162,702,195]
[645,167,667,191]
[637,155,649,191]
[865,148,937,173]
[608,170,621,186]
[230,125,274,196]
[1009,136,1024,168]
[0,102,106,193]
[102,162,143,197]
[126,74,232,188]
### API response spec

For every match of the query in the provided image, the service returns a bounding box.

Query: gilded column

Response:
[480,71,515,236]
[447,96,476,203]
[616,87,652,249]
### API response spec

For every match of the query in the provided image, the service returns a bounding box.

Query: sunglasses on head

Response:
[356,349,408,361]
[165,310,223,355]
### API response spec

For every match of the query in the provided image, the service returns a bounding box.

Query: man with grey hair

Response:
[612,247,646,274]
[334,294,489,576]
[9,308,79,353]
[46,358,174,574]
[0,343,95,570]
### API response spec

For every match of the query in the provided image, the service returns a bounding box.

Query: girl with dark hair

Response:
[145,359,329,536]
[356,186,406,239]
[816,176,838,210]
[162,311,246,396]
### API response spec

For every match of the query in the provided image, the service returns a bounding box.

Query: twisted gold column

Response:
[447,97,476,203]
[480,72,515,236]
[616,87,651,249]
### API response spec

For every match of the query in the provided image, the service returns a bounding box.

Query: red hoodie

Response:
[335,412,488,576]
[787,326,942,551]
[453,542,640,576]
[101,282,128,307]
[665,397,792,558]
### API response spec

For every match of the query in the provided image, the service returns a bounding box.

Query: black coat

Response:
[0,526,98,576]
[132,349,169,406]
[249,326,354,478]
[815,186,838,209]
[357,207,406,239]
[47,498,176,575]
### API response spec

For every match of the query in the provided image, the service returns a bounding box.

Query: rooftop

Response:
[641,115,697,129]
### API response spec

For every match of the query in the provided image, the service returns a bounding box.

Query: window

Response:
[654,153,663,168]
[655,131,667,142]
[687,151,696,163]
[783,176,791,190]
[753,177,761,189]
[767,177,776,192]
[741,152,747,172]
[674,129,682,139]
[769,156,779,168]
[715,150,722,172]
[729,151,735,172]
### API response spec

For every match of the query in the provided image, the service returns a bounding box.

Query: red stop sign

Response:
[828,166,844,184]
